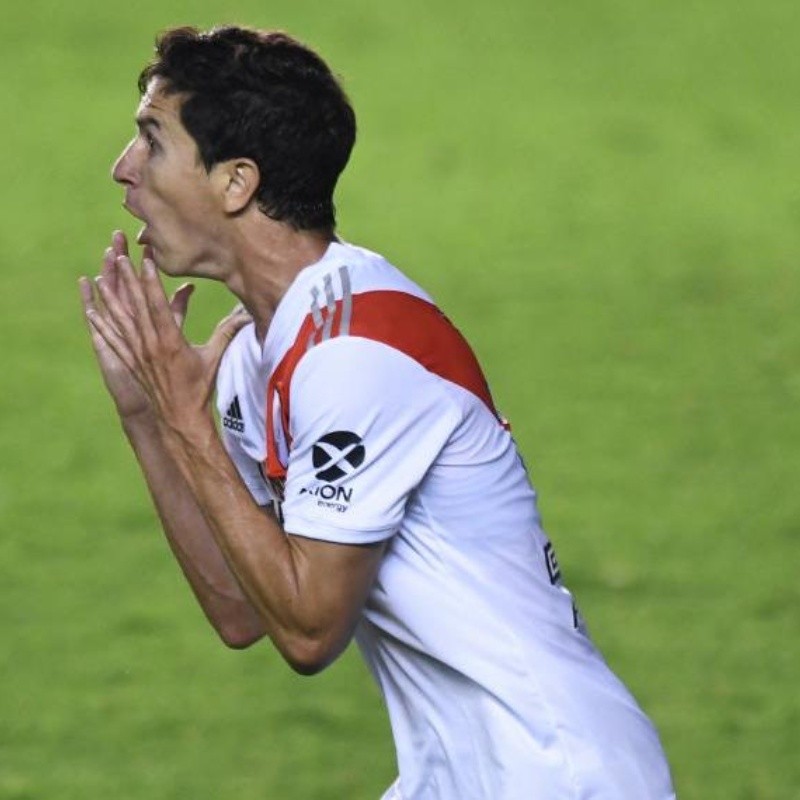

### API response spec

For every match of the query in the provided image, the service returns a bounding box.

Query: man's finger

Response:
[81,276,123,342]
[79,275,96,312]
[108,231,130,297]
[79,277,106,342]
[95,270,140,343]
[203,305,252,372]
[117,265,136,317]
[169,283,195,329]
[85,304,139,375]
[112,230,129,258]
[116,254,156,338]
[140,257,181,335]
[100,246,119,297]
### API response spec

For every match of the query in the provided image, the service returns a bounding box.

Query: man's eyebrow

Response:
[135,115,162,131]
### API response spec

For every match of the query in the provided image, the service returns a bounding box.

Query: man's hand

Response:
[80,232,250,435]
[79,232,196,420]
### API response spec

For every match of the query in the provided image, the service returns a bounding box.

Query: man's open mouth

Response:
[122,200,151,246]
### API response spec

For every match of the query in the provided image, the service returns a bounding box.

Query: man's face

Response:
[112,78,223,276]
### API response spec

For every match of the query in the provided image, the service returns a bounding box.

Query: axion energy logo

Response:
[300,431,365,513]
[312,431,365,482]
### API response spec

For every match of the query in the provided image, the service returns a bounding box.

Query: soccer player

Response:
[79,26,676,799]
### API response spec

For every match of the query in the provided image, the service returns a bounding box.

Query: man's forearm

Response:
[159,415,311,643]
[122,412,267,648]
[156,413,382,674]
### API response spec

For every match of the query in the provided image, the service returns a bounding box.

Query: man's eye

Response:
[144,132,159,152]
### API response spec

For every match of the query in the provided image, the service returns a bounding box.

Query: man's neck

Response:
[223,214,336,340]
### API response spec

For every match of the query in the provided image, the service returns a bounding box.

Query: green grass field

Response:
[1,0,799,797]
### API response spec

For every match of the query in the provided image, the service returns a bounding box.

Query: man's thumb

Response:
[169,283,195,329]
[204,304,252,366]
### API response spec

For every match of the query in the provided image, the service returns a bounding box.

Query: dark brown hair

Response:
[139,26,356,230]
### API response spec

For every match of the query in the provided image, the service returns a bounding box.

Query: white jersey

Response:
[216,241,675,800]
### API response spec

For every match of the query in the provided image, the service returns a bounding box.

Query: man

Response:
[80,26,675,799]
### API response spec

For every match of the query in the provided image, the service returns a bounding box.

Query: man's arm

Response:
[122,412,269,649]
[81,240,385,672]
[154,411,386,673]
[80,234,265,648]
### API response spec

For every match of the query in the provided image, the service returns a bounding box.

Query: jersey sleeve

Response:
[280,336,461,544]
[216,332,273,508]
[220,427,273,507]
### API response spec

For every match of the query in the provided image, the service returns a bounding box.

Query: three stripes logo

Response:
[222,395,245,434]
[307,265,352,351]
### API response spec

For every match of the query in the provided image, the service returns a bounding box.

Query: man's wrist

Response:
[120,408,160,439]
[160,412,221,472]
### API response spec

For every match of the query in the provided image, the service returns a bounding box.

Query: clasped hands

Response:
[79,231,251,438]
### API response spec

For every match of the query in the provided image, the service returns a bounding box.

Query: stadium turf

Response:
[0,0,798,797]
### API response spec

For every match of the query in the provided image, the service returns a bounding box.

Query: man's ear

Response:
[214,158,260,214]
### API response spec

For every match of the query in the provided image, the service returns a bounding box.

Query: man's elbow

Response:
[220,627,263,650]
[279,633,344,675]
[215,614,267,650]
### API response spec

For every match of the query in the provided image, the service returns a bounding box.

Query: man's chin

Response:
[136,229,164,265]
[137,240,205,279]
[136,237,172,274]
[138,242,172,275]
[153,253,194,279]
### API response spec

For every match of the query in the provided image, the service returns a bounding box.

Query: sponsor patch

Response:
[312,431,365,482]
[299,431,365,512]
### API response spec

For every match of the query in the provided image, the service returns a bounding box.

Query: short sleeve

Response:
[220,427,273,507]
[280,336,461,543]
[216,325,273,508]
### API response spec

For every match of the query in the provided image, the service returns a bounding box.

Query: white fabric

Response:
[216,241,675,800]
[380,778,403,800]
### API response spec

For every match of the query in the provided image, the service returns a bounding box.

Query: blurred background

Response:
[1,0,798,797]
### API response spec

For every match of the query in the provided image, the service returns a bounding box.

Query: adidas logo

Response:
[222,395,245,433]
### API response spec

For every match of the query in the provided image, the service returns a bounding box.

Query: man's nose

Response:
[112,140,137,185]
